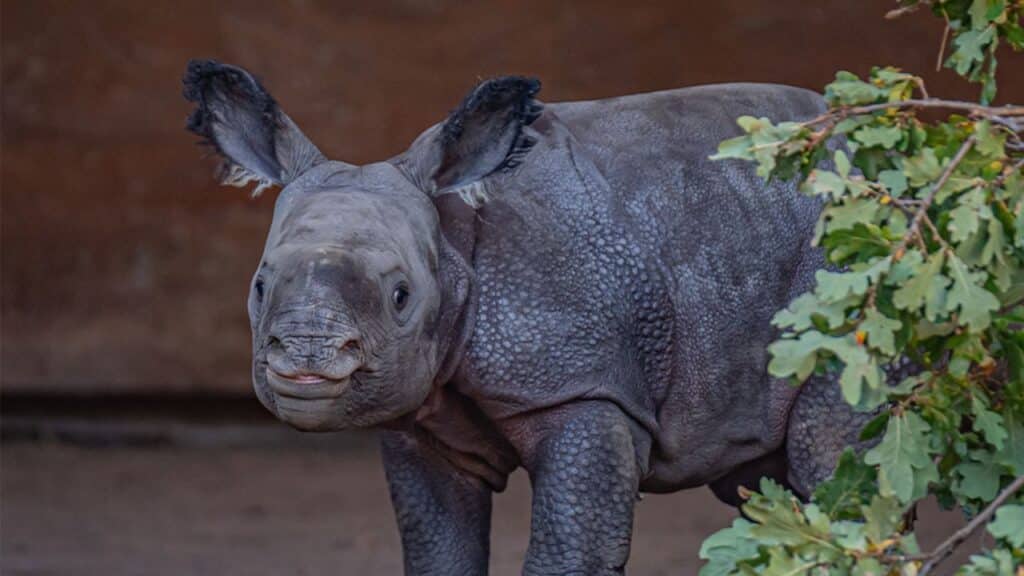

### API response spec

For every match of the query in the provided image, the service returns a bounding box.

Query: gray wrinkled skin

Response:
[183,60,871,575]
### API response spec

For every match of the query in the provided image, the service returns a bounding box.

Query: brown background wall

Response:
[3,0,1022,395]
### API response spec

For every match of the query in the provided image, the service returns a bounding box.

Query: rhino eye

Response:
[392,282,410,312]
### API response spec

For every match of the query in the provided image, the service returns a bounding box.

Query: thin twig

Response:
[886,1,931,19]
[917,474,1024,575]
[893,135,976,260]
[915,77,931,100]
[993,157,1024,189]
[802,100,1024,130]
[914,230,930,254]
[920,212,951,253]
[936,21,950,72]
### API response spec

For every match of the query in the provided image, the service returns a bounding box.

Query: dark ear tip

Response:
[480,75,541,99]
[511,77,542,125]
[182,59,266,103]
[182,59,222,102]
[522,76,541,97]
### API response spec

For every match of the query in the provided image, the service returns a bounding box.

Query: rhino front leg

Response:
[512,401,645,576]
[380,430,492,576]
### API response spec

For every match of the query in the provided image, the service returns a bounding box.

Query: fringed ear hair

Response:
[428,76,543,207]
[183,59,326,196]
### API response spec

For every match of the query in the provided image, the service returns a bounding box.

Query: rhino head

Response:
[183,60,541,431]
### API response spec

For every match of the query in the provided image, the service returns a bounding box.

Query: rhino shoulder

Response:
[547,82,824,151]
[659,82,825,118]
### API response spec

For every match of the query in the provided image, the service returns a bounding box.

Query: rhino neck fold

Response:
[431,230,478,390]
[422,184,480,390]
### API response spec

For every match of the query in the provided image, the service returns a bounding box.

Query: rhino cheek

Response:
[251,360,277,414]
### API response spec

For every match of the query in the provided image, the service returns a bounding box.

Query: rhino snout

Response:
[265,332,363,392]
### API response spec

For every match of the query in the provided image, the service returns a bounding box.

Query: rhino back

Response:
[461,84,827,489]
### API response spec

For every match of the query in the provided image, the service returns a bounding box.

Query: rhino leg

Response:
[508,401,646,576]
[786,356,922,497]
[380,430,492,576]
[785,374,875,497]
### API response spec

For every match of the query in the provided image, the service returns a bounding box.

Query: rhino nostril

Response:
[338,338,362,357]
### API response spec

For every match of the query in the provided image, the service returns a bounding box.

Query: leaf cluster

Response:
[702,2,1024,574]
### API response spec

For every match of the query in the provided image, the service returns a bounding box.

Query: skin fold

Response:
[183,59,871,575]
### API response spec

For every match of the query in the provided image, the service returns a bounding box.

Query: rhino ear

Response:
[183,59,326,196]
[418,76,543,207]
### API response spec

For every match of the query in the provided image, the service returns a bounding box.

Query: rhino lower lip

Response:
[283,373,326,384]
[266,369,349,399]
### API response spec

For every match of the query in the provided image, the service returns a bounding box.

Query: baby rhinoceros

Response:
[183,60,870,575]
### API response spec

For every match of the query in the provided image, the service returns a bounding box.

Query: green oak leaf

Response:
[773,293,851,331]
[816,258,891,303]
[1006,17,1024,48]
[864,412,938,503]
[813,449,878,520]
[801,169,847,200]
[744,480,836,552]
[712,117,808,180]
[826,198,881,233]
[860,411,891,441]
[839,355,884,409]
[861,309,902,355]
[886,250,924,284]
[935,175,978,204]
[835,150,851,178]
[924,274,952,322]
[971,393,1007,450]
[852,558,884,576]
[998,269,1024,310]
[954,451,1003,502]
[825,71,885,106]
[853,125,903,149]
[1006,338,1024,387]
[697,517,760,576]
[902,148,943,187]
[878,169,908,197]
[948,187,989,244]
[996,410,1024,475]
[974,120,1006,158]
[772,293,820,331]
[969,0,991,30]
[893,251,946,313]
[948,206,979,244]
[711,135,755,162]
[915,319,956,338]
[888,208,908,237]
[946,26,996,76]
[987,504,1024,548]
[830,520,868,552]
[834,116,875,135]
[955,221,992,268]
[762,548,815,576]
[821,225,892,264]
[980,217,1007,268]
[946,255,1000,332]
[1017,200,1024,249]
[768,332,829,382]
[872,67,918,87]
[959,548,1019,576]
[768,333,873,399]
[861,494,903,545]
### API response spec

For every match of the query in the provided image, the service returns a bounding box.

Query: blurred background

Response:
[3,1,1021,574]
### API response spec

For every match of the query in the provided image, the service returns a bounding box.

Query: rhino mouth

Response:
[265,368,350,400]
